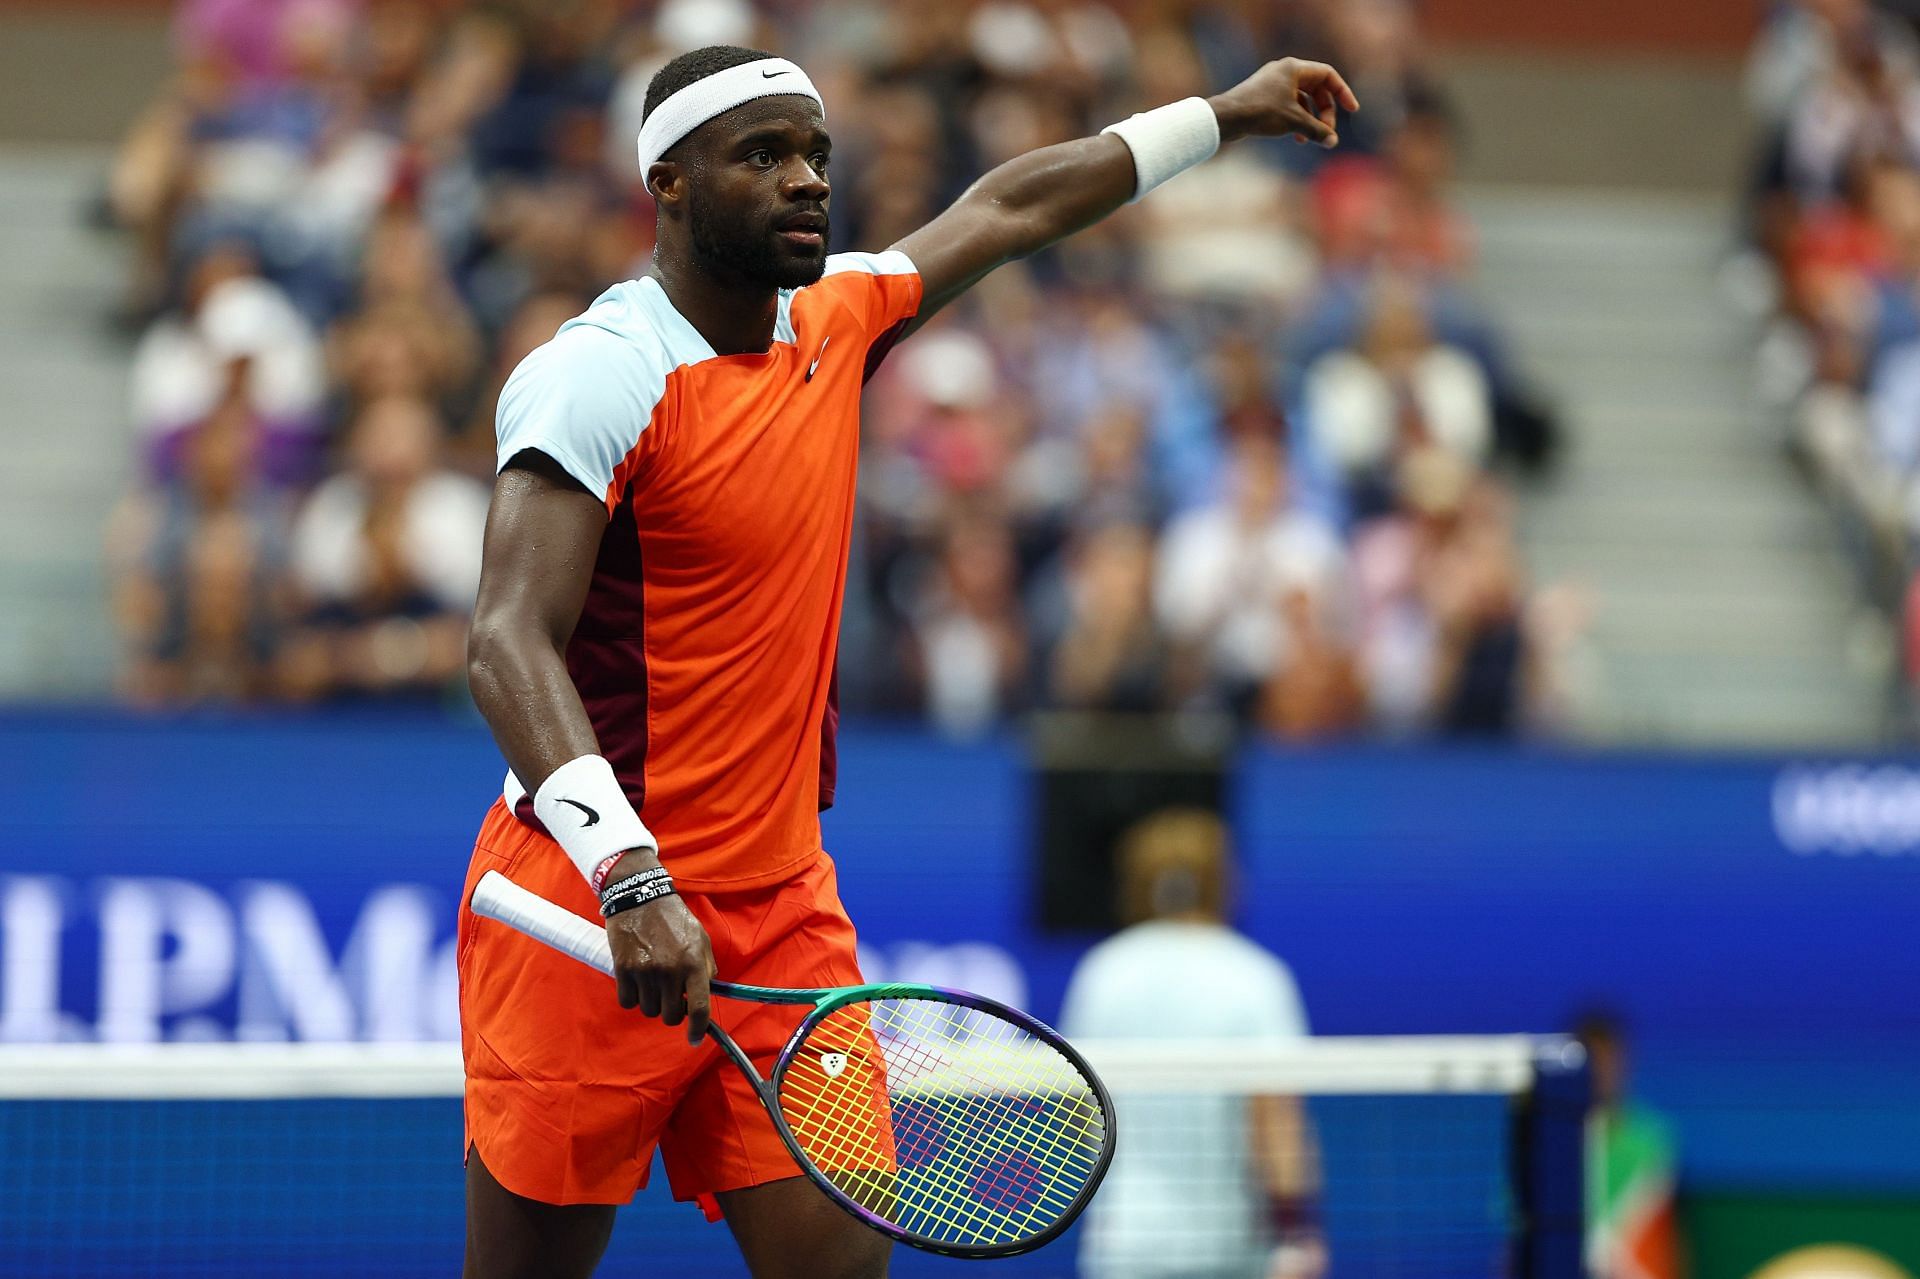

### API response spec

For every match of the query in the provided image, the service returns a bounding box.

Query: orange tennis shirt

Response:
[494,252,922,891]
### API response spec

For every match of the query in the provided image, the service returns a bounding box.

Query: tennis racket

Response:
[469,869,1116,1259]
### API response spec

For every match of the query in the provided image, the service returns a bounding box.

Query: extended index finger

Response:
[684,965,711,1045]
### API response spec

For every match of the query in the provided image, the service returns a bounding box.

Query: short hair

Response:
[1116,808,1229,926]
[642,44,778,122]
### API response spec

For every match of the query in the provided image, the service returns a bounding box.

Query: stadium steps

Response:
[0,147,130,698]
[1467,188,1893,748]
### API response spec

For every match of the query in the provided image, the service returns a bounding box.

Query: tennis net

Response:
[0,1035,1585,1278]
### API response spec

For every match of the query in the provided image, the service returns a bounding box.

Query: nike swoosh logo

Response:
[761,69,789,79]
[806,336,829,381]
[557,798,600,827]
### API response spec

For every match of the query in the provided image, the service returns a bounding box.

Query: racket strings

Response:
[784,1012,1055,1245]
[776,997,1109,1249]
[878,1030,1099,1233]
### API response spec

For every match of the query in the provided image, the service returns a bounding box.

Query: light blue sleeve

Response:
[494,324,667,503]
[822,249,919,282]
[1240,949,1311,1040]
[1057,949,1117,1040]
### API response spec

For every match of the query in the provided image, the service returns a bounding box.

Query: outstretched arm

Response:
[893,58,1358,329]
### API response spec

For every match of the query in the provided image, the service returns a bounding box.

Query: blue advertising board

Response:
[5,711,1920,1196]
[1236,746,1920,1044]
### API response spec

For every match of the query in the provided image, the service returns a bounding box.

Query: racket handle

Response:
[471,870,614,977]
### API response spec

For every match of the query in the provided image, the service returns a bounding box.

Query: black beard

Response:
[688,185,827,290]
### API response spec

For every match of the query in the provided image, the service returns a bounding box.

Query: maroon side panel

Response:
[818,666,840,812]
[564,486,651,810]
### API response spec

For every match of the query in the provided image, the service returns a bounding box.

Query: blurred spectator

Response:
[1314,0,1440,158]
[1748,0,1920,127]
[1423,477,1530,734]
[109,405,290,705]
[907,514,1029,737]
[1154,433,1346,713]
[1133,149,1316,305]
[1781,27,1920,209]
[328,209,482,420]
[1062,808,1321,1279]
[1255,585,1367,740]
[1024,291,1175,445]
[127,239,327,485]
[1301,274,1492,518]
[105,0,1567,735]
[1579,1011,1683,1279]
[1064,403,1162,532]
[281,395,488,701]
[1313,85,1473,278]
[1046,522,1171,712]
[1208,336,1290,449]
[1350,457,1543,736]
[1740,0,1920,722]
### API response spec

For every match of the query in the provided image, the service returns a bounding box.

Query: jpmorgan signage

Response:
[1772,764,1920,856]
[0,873,1028,1045]
[0,875,458,1043]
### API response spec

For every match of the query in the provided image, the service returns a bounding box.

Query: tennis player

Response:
[458,43,1358,1279]
[1062,810,1319,1279]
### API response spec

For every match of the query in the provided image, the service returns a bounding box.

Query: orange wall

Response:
[1422,0,1760,55]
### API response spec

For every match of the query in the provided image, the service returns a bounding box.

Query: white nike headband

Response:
[636,57,826,175]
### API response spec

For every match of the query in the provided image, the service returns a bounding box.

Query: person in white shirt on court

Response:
[1061,808,1324,1279]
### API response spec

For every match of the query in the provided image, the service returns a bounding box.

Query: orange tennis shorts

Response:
[457,799,865,1216]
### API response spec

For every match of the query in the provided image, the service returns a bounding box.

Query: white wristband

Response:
[1101,96,1221,201]
[531,755,658,888]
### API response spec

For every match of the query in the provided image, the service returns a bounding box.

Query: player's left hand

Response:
[1208,58,1360,149]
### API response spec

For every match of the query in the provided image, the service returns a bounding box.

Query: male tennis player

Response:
[459,43,1357,1279]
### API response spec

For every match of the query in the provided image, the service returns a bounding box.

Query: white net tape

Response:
[0,1036,1570,1100]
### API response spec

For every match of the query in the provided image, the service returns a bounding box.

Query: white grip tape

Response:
[471,870,614,977]
[1100,96,1221,200]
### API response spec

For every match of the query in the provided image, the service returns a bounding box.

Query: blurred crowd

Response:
[106,0,1572,737]
[1746,0,1920,705]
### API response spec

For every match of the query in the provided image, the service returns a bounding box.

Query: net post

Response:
[1511,1036,1590,1279]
